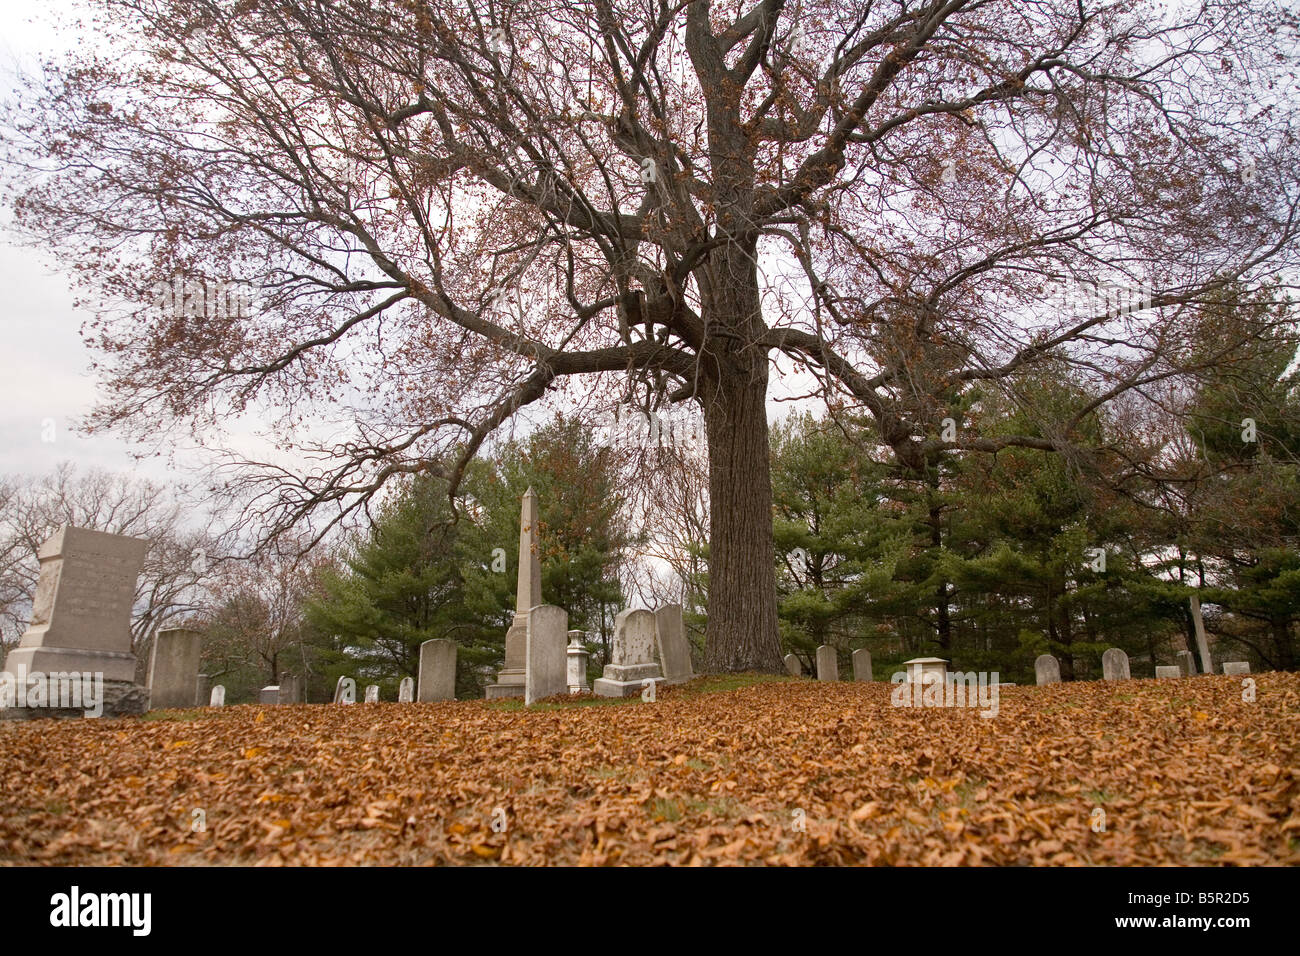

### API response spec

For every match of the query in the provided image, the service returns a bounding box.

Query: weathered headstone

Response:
[209,684,225,707]
[783,653,801,677]
[147,627,203,710]
[593,609,662,697]
[195,673,212,708]
[852,648,873,682]
[364,684,379,703]
[1222,661,1250,675]
[525,605,569,705]
[1034,654,1061,686]
[278,673,301,704]
[418,638,456,702]
[815,644,838,681]
[566,630,590,695]
[398,676,414,702]
[654,604,694,685]
[1175,650,1195,678]
[334,675,356,704]
[258,685,280,704]
[486,488,541,699]
[2,526,150,718]
[1154,665,1181,679]
[1101,648,1130,681]
[904,657,948,684]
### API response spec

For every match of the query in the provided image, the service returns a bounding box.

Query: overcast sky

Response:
[0,1,167,482]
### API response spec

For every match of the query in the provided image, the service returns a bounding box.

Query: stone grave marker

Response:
[418,638,456,702]
[593,609,662,697]
[486,488,540,700]
[525,605,569,705]
[1175,650,1195,678]
[147,627,203,710]
[209,684,225,707]
[783,653,801,677]
[1154,665,1181,678]
[278,673,302,704]
[334,676,356,704]
[1222,661,1250,675]
[1034,654,1061,686]
[364,684,379,703]
[815,644,838,681]
[3,526,150,718]
[195,673,212,708]
[654,604,694,685]
[258,685,280,704]
[1101,648,1130,681]
[566,630,590,695]
[852,648,873,682]
[398,676,414,702]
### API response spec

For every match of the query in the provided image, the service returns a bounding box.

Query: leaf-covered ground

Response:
[1,673,1296,865]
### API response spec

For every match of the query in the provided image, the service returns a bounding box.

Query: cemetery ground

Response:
[0,673,1296,866]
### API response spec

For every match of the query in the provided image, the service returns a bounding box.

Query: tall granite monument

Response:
[3,526,150,718]
[486,488,542,700]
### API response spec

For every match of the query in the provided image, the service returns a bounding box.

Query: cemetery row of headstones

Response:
[1034,648,1250,685]
[0,518,1259,720]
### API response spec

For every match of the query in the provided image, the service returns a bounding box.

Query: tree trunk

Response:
[1271,617,1295,671]
[700,360,784,673]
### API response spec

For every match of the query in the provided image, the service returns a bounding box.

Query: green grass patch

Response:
[139,710,206,722]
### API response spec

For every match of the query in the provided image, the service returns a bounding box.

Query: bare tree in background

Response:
[4,0,1298,671]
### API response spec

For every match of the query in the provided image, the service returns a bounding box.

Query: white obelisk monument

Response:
[486,488,542,699]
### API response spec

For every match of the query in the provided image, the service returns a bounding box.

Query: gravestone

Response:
[209,684,225,707]
[195,673,212,708]
[593,608,662,697]
[258,685,280,704]
[1101,648,1130,681]
[2,526,150,718]
[486,488,541,699]
[418,638,456,702]
[852,648,873,682]
[1154,665,1181,679]
[334,675,356,704]
[147,627,203,710]
[566,630,590,695]
[904,657,948,684]
[1222,661,1250,675]
[398,676,414,702]
[525,605,569,705]
[278,673,301,704]
[1175,650,1195,678]
[364,684,379,703]
[1034,654,1061,686]
[815,645,838,681]
[783,653,801,677]
[654,604,694,685]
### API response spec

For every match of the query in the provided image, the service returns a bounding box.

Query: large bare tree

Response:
[4,0,1297,670]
